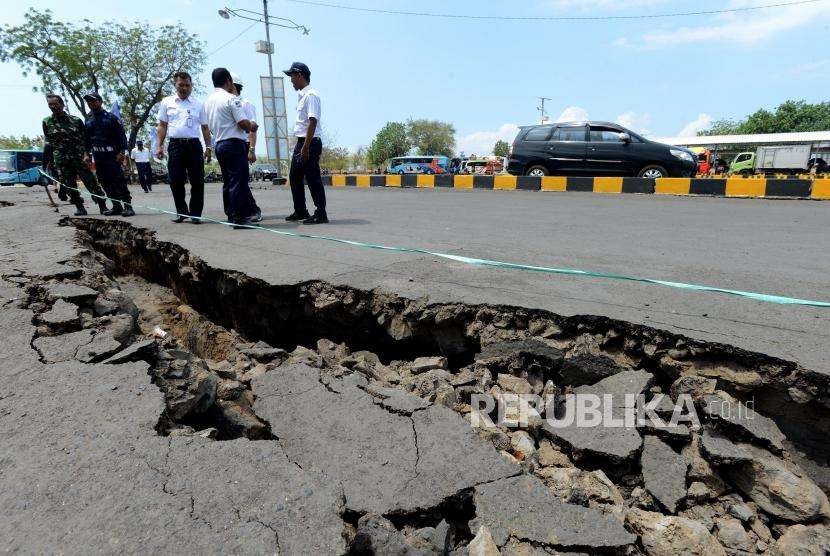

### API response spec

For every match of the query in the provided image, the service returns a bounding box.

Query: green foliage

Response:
[699,101,830,136]
[406,118,455,157]
[493,139,509,157]
[366,121,410,166]
[0,135,44,149]
[321,145,351,173]
[0,9,205,148]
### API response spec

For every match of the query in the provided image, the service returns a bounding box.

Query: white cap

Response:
[231,72,243,86]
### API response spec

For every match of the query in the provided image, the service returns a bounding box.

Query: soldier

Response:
[42,94,108,215]
[83,91,135,217]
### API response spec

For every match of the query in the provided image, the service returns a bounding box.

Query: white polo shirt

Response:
[204,88,249,143]
[293,85,322,138]
[157,95,206,139]
[131,147,151,163]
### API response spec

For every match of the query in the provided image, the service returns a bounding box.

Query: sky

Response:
[1,0,829,156]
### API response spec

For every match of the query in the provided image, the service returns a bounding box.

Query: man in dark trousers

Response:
[155,71,212,223]
[42,93,108,215]
[83,91,134,216]
[284,62,327,224]
[203,67,261,228]
[131,140,153,193]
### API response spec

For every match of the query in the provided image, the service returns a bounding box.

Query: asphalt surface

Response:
[3,182,829,374]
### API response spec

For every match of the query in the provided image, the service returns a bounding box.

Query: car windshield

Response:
[0,152,14,173]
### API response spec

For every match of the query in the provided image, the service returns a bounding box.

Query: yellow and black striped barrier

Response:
[322,174,830,200]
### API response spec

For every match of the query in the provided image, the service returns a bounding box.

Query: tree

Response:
[493,140,509,157]
[366,122,410,166]
[406,118,456,157]
[0,9,205,148]
[106,21,205,149]
[699,101,830,136]
[0,135,44,149]
[321,146,350,173]
[351,146,367,172]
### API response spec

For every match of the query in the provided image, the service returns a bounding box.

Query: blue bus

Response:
[387,156,450,174]
[0,149,47,187]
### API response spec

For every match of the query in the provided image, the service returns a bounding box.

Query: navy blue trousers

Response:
[93,152,132,208]
[289,137,326,213]
[216,138,259,222]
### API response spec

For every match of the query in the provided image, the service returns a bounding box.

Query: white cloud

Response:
[555,106,589,123]
[456,123,520,157]
[619,0,830,47]
[677,113,712,137]
[616,111,652,136]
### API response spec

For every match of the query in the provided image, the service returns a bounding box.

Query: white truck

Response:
[729,145,812,176]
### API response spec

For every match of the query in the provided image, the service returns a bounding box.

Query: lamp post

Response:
[219,3,309,179]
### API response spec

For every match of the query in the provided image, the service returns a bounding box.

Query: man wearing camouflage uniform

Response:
[42,94,108,215]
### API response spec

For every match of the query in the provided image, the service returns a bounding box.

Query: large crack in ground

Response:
[18,216,829,554]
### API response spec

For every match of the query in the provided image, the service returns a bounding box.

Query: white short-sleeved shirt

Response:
[241,98,256,123]
[204,88,249,143]
[293,85,322,138]
[157,95,207,139]
[131,148,150,163]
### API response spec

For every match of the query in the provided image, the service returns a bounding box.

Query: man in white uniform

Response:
[284,62,327,224]
[203,67,261,228]
[231,73,257,164]
[130,140,152,193]
[155,71,212,223]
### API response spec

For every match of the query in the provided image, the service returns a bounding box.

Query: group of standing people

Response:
[41,61,328,228]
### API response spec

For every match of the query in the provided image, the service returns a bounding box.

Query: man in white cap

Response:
[231,73,257,164]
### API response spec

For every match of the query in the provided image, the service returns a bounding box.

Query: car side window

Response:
[736,154,750,162]
[554,127,586,142]
[523,127,553,141]
[589,128,623,142]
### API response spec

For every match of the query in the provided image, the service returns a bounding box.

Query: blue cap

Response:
[83,90,103,102]
[283,62,310,78]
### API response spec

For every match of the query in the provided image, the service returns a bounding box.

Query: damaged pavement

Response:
[1,193,829,554]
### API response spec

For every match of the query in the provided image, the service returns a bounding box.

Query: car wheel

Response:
[638,165,668,179]
[525,165,548,177]
[740,169,753,178]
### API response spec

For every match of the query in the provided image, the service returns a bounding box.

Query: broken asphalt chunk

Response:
[103,339,158,365]
[473,475,635,550]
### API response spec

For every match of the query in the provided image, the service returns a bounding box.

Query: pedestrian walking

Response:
[284,62,327,224]
[42,93,108,215]
[155,71,212,223]
[203,67,261,228]
[83,91,134,216]
[231,73,258,164]
[131,140,153,193]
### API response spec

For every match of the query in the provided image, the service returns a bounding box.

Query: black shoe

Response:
[285,211,310,222]
[73,205,88,216]
[57,188,68,202]
[122,206,135,217]
[97,201,108,215]
[250,209,262,223]
[190,217,202,224]
[172,216,187,223]
[103,207,123,216]
[303,211,328,225]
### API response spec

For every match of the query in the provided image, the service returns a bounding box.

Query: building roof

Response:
[654,131,830,147]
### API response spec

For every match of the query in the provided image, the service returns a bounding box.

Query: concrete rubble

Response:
[1,207,829,554]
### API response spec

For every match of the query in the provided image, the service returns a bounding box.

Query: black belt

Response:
[169,137,201,142]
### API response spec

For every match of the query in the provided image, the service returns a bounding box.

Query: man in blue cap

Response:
[284,62,327,224]
[83,90,134,216]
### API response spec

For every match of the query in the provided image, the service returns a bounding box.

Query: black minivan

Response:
[507,121,697,178]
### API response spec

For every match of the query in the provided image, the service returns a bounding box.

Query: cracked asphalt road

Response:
[5,183,827,373]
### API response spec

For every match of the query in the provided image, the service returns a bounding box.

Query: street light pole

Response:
[218,5,309,181]
[262,0,282,178]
